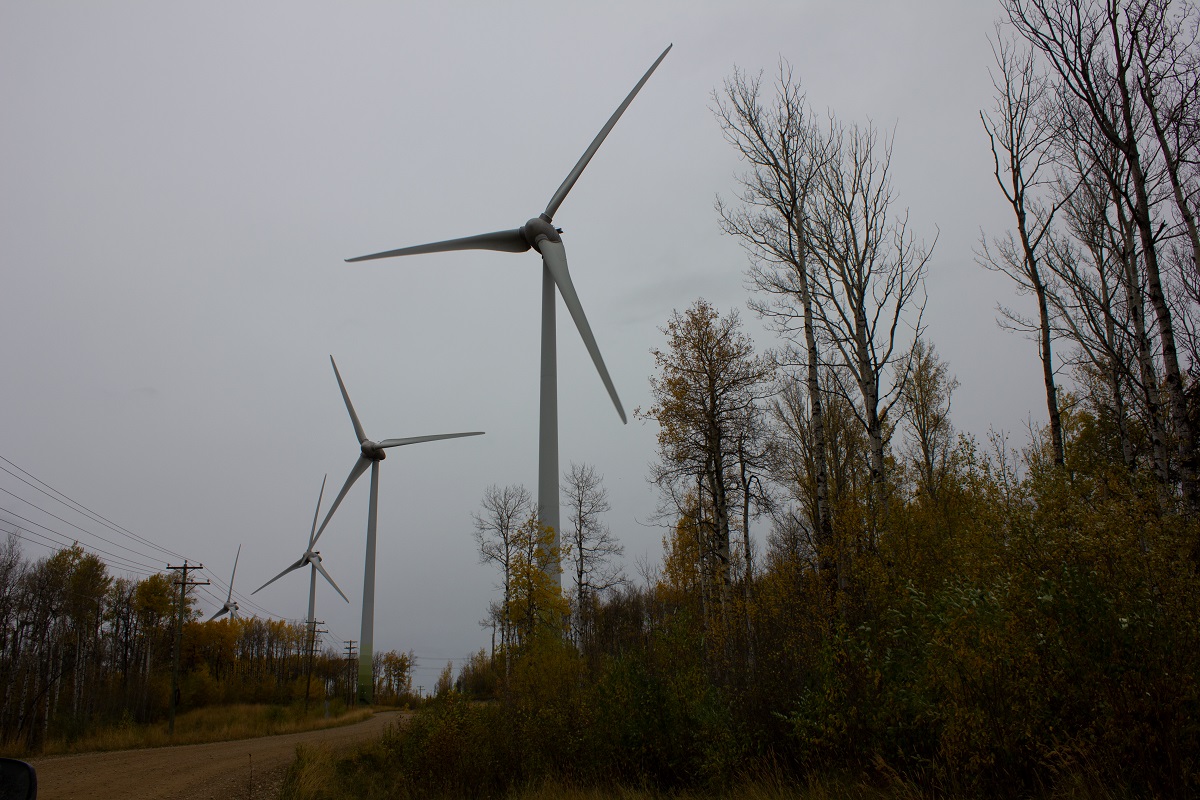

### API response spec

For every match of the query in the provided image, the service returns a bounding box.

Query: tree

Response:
[805,118,932,541]
[1003,0,1199,507]
[1044,158,1151,475]
[899,340,960,503]
[978,29,1071,466]
[561,463,623,648]
[375,649,414,703]
[472,485,534,659]
[505,513,568,648]
[640,299,773,618]
[715,64,836,562]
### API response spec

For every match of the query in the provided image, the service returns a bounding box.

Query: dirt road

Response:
[28,710,403,800]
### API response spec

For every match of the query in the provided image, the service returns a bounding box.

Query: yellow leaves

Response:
[505,514,570,647]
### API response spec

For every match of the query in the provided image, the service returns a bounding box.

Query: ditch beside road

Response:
[28,709,404,800]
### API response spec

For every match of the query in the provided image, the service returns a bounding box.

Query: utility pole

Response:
[303,620,326,713]
[343,640,357,706]
[167,561,208,735]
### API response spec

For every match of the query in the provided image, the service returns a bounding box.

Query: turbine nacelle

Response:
[360,441,387,461]
[521,217,562,250]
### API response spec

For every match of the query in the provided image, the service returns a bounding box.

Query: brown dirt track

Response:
[28,710,404,800]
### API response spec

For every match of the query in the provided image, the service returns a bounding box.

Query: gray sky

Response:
[1,1,1038,691]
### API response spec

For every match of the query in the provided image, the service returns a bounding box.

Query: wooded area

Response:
[285,2,1200,797]
[0,539,413,751]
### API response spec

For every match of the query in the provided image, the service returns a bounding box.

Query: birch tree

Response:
[979,30,1070,466]
[1004,0,1199,507]
[715,64,836,563]
[806,119,932,540]
[561,463,623,648]
[472,485,533,660]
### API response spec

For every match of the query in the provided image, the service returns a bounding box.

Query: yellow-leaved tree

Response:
[506,513,569,649]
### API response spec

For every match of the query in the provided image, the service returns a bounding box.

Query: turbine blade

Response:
[308,474,328,549]
[252,557,307,595]
[312,456,371,546]
[227,544,241,603]
[346,229,530,263]
[314,560,350,604]
[378,431,485,448]
[330,356,367,444]
[207,607,229,623]
[539,241,627,423]
[543,44,672,220]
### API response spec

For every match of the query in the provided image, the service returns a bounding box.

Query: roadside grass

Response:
[281,748,965,800]
[3,702,376,757]
[281,731,1140,800]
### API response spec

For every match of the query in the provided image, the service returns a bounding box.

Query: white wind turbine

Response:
[252,475,350,630]
[313,355,484,703]
[207,544,242,622]
[346,46,671,586]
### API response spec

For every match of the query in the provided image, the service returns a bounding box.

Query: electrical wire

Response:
[0,454,191,561]
[0,513,161,575]
[0,486,170,569]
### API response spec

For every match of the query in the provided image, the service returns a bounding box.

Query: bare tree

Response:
[714,64,836,571]
[805,119,933,541]
[471,484,534,662]
[1058,107,1171,480]
[1131,0,1200,293]
[561,463,624,647]
[1004,0,1198,506]
[979,29,1071,466]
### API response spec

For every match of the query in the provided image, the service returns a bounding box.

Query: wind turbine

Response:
[252,475,350,631]
[207,544,242,622]
[346,46,671,587]
[313,355,484,703]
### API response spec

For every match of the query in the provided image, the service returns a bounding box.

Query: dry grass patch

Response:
[7,703,375,757]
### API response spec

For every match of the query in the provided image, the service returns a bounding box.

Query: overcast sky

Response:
[1,1,1040,691]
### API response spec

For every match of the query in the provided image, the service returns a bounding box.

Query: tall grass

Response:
[280,746,963,800]
[7,702,374,757]
[283,743,1146,800]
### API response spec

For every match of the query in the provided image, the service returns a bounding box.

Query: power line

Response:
[2,526,151,575]
[0,453,190,561]
[0,486,169,569]
[0,514,161,575]
[0,507,161,572]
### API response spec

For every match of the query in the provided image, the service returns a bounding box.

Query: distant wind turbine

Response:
[252,475,350,630]
[207,544,242,622]
[314,355,484,704]
[346,45,671,586]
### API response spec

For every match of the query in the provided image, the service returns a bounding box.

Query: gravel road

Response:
[28,710,403,800]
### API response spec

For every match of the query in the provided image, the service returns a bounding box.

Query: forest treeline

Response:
[0,539,414,751]
[285,1,1200,798]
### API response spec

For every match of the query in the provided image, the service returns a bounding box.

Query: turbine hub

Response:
[360,441,386,461]
[521,217,561,251]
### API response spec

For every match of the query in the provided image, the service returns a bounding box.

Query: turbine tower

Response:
[346,45,671,587]
[207,544,242,622]
[252,475,350,631]
[313,355,484,704]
